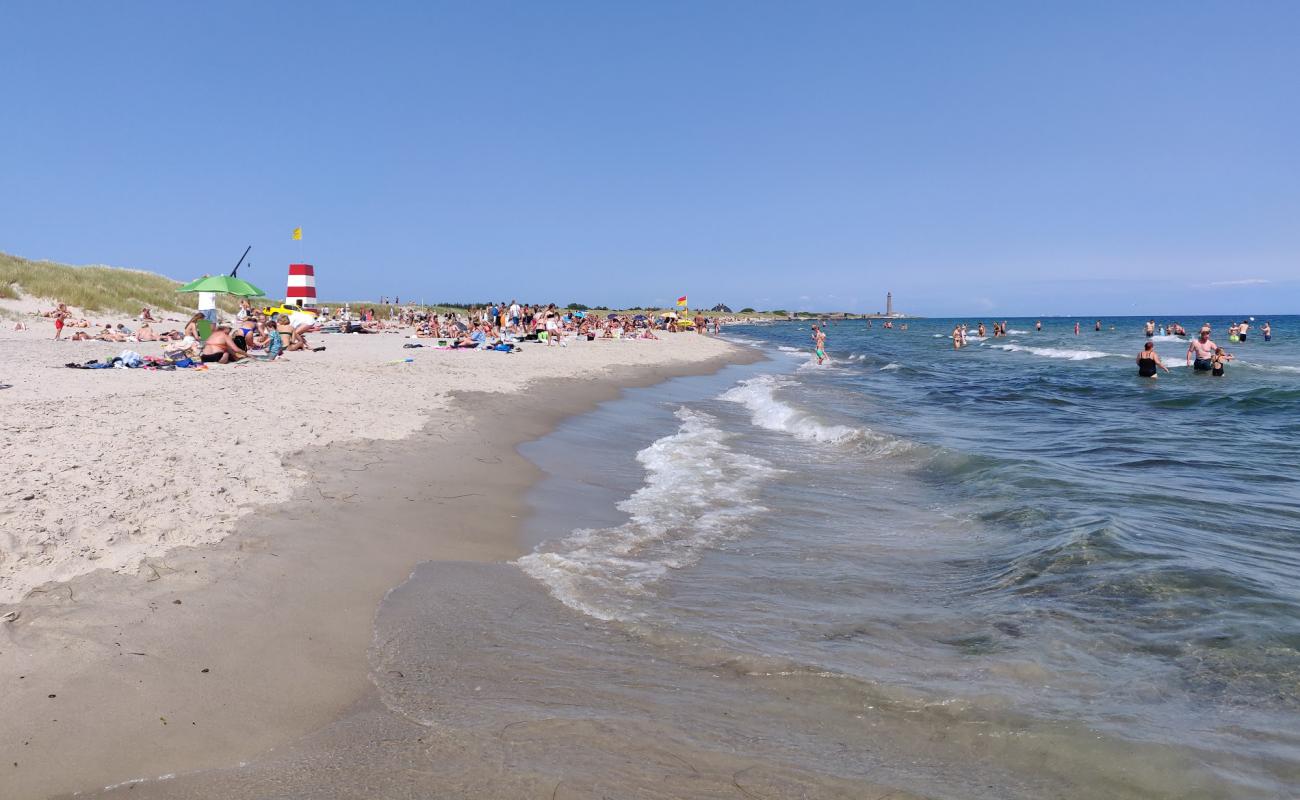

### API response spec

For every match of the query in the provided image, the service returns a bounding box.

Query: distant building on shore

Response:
[862,290,911,319]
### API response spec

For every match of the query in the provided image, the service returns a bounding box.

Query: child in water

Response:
[1211,347,1233,377]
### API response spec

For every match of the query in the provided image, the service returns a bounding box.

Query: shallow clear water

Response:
[518,316,1300,797]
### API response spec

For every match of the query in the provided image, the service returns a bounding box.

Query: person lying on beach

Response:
[200,326,246,363]
[97,324,127,342]
[1136,341,1170,378]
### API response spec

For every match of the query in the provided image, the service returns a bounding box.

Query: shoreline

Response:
[1,338,760,799]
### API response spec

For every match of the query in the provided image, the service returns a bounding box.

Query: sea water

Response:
[515,316,1300,797]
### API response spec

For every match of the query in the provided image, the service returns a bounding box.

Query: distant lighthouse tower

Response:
[886,292,893,317]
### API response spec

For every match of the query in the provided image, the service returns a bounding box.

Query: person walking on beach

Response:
[811,325,827,364]
[1136,341,1170,378]
[1187,329,1218,371]
[53,311,66,340]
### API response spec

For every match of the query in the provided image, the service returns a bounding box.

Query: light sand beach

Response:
[0,309,760,798]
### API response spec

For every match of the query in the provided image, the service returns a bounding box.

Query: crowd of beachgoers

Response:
[943,317,1274,378]
[22,299,732,368]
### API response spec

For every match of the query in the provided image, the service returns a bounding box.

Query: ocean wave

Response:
[516,408,777,621]
[989,343,1116,361]
[720,375,865,443]
[880,362,902,371]
[777,345,804,353]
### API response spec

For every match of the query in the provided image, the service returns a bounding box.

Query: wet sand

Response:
[1,348,758,800]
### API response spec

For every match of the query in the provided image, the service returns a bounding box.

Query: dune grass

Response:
[0,251,239,315]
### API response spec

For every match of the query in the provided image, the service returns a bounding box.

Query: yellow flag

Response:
[292,227,302,241]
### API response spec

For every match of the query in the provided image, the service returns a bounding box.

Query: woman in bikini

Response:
[1136,341,1170,378]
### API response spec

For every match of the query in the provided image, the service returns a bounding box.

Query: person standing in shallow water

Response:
[1263,321,1272,342]
[1074,321,1080,336]
[1036,320,1042,331]
[811,325,827,364]
[1137,341,1170,378]
[1095,320,1102,332]
[1187,328,1217,371]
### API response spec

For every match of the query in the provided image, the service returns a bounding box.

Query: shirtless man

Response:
[136,322,158,342]
[1238,319,1250,343]
[200,325,246,364]
[1186,329,1217,372]
[1144,319,1156,338]
[694,313,706,334]
[811,325,827,364]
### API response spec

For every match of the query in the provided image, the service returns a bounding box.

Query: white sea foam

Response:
[720,374,864,444]
[880,362,902,371]
[777,345,804,353]
[516,408,776,621]
[1150,334,1187,342]
[989,343,1115,361]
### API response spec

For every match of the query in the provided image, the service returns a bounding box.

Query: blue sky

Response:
[2,1,1296,315]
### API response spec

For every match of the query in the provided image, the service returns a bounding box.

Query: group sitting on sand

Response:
[44,299,325,367]
[405,302,676,349]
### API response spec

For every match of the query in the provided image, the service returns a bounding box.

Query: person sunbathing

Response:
[200,326,246,363]
[140,307,156,322]
[135,322,158,342]
[71,331,91,341]
[97,325,127,342]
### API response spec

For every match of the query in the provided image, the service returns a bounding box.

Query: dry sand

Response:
[0,310,737,603]
[0,307,758,799]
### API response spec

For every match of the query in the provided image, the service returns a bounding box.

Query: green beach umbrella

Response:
[177,275,266,297]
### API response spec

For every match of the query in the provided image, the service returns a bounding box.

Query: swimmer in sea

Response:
[1238,319,1250,343]
[1136,341,1170,378]
[1074,321,1080,336]
[811,325,827,364]
[1262,321,1271,342]
[1095,319,1102,332]
[1035,320,1042,331]
[1145,319,1155,337]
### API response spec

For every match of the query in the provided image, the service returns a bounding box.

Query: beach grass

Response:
[0,251,238,315]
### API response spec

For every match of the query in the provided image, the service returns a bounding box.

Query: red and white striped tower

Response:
[286,264,316,309]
